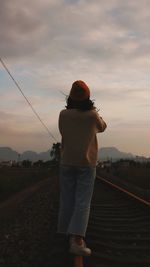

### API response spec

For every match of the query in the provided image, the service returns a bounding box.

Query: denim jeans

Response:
[57,165,96,237]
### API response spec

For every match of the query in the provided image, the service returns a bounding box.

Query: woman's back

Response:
[59,108,106,166]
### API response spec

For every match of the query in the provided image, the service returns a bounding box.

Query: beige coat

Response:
[59,109,107,167]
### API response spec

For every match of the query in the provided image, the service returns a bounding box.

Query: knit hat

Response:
[69,80,90,101]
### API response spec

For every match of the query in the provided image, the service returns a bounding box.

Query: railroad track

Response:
[48,173,150,267]
[0,170,149,267]
[85,176,150,267]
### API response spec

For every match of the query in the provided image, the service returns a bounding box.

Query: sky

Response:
[0,0,150,157]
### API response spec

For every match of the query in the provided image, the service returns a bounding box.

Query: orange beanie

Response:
[69,80,90,101]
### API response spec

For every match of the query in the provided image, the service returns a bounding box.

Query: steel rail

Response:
[97,175,150,206]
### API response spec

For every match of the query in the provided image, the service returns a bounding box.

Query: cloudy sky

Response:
[0,0,150,157]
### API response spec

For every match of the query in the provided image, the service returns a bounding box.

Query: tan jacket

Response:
[59,109,107,167]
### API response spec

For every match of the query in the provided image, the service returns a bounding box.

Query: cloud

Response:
[0,0,150,156]
[1,0,150,91]
[0,1,44,58]
[0,0,149,64]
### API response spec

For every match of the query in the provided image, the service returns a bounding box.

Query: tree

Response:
[50,143,61,162]
[22,160,32,167]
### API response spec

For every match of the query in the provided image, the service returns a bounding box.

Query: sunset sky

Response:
[0,0,150,157]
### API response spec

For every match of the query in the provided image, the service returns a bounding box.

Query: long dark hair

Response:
[66,96,96,111]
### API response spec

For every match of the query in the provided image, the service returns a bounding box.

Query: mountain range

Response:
[0,146,137,162]
[0,147,51,162]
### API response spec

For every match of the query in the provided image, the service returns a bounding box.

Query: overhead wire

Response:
[0,57,58,142]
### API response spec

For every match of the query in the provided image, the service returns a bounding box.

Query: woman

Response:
[57,80,107,256]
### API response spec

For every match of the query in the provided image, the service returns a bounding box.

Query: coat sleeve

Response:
[95,112,107,133]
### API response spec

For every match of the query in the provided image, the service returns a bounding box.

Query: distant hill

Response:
[20,150,51,162]
[0,146,148,162]
[0,147,18,161]
[99,147,134,161]
[0,147,52,162]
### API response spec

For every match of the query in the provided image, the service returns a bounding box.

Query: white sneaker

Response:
[69,238,91,256]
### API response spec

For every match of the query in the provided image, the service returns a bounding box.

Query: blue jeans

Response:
[57,165,96,237]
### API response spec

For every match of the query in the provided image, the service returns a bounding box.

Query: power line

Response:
[0,57,58,142]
